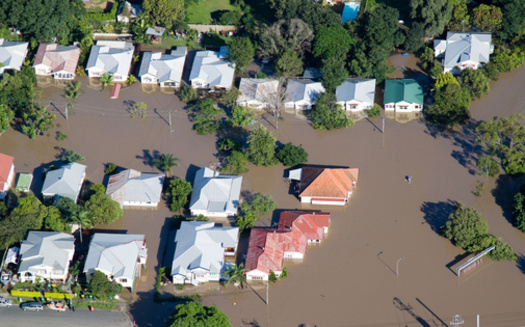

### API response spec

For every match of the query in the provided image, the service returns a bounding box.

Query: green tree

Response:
[276,50,303,78]
[222,151,249,175]
[476,155,500,177]
[403,22,425,52]
[241,193,277,215]
[476,113,525,175]
[320,56,348,93]
[20,104,56,139]
[420,47,436,71]
[229,106,256,127]
[410,0,453,37]
[448,3,470,31]
[313,26,354,60]
[500,0,525,42]
[268,270,278,282]
[224,263,248,288]
[425,83,471,129]
[228,37,255,74]
[167,178,192,212]
[190,99,224,135]
[85,192,123,226]
[43,206,70,233]
[441,203,489,249]
[61,149,85,163]
[276,143,308,166]
[68,208,92,243]
[258,19,314,59]
[514,191,525,232]
[434,72,459,91]
[99,73,113,90]
[246,125,277,166]
[142,0,184,29]
[217,138,241,153]
[0,104,14,135]
[0,65,36,112]
[129,102,148,119]
[166,302,232,327]
[0,194,46,249]
[177,85,198,103]
[65,81,84,100]
[235,209,258,232]
[88,271,123,298]
[280,267,288,278]
[220,88,241,107]
[472,4,503,32]
[467,234,517,262]
[153,153,179,176]
[492,48,525,73]
[459,68,490,99]
[311,92,353,130]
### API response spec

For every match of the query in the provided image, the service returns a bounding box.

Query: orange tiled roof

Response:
[299,167,359,199]
[0,153,14,187]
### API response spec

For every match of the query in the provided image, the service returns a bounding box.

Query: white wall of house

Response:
[384,101,422,112]
[87,68,103,77]
[191,79,208,88]
[238,100,265,110]
[190,209,237,218]
[0,163,14,199]
[300,196,347,206]
[140,74,157,84]
[122,200,159,207]
[444,60,480,74]
[246,270,269,281]
[172,268,221,284]
[85,267,135,289]
[20,266,69,282]
[337,101,373,111]
[160,80,179,88]
[53,71,75,80]
[283,251,304,260]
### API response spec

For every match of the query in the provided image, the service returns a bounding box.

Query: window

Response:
[120,278,128,283]
[399,105,408,110]
[251,276,264,280]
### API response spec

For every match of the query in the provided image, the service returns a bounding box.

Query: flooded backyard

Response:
[2,65,525,327]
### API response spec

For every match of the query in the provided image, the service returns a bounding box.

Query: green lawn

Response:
[186,0,239,24]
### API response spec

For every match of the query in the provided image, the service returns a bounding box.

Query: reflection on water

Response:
[384,110,423,124]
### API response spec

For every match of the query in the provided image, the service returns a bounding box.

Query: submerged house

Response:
[284,79,325,110]
[383,79,424,112]
[189,51,235,90]
[33,43,80,80]
[85,40,134,82]
[138,47,187,88]
[288,167,359,206]
[106,169,164,208]
[0,39,29,75]
[170,221,239,285]
[434,32,493,75]
[335,78,376,111]
[237,78,279,110]
[41,163,86,203]
[0,153,15,199]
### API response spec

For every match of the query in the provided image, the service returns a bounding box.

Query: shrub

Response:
[255,71,268,79]
[44,292,75,299]
[367,105,382,118]
[219,10,241,25]
[105,163,117,175]
[276,143,308,167]
[177,85,198,103]
[11,290,41,298]
[61,149,85,163]
[56,132,67,141]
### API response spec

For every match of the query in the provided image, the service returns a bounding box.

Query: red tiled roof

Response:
[245,211,331,275]
[34,43,80,75]
[299,167,359,199]
[0,153,14,187]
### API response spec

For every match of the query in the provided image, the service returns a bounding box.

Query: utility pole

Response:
[65,103,69,120]
[266,281,270,327]
[450,314,464,327]
[382,116,385,133]
[396,256,404,276]
[169,111,172,126]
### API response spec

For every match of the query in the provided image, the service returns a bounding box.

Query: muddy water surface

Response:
[2,70,525,327]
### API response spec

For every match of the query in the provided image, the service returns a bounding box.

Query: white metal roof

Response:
[19,232,74,275]
[189,51,235,88]
[0,39,28,73]
[41,163,86,201]
[237,78,278,104]
[335,78,376,104]
[442,32,493,70]
[189,167,242,214]
[285,79,325,103]
[106,169,164,206]
[138,48,186,84]
[86,41,134,77]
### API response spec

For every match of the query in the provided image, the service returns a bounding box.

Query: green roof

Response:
[384,79,424,105]
[15,173,33,192]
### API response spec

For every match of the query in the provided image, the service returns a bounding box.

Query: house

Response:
[18,231,75,283]
[116,1,141,23]
[41,162,86,203]
[170,221,239,285]
[284,79,325,110]
[189,167,242,217]
[245,211,330,281]
[237,78,279,110]
[335,78,376,111]
[383,79,424,112]
[189,51,235,90]
[85,40,134,81]
[0,153,14,199]
[288,167,359,205]
[138,47,187,88]
[434,32,494,75]
[33,43,81,80]
[0,39,29,75]
[106,169,164,208]
[83,233,147,291]
[145,26,166,43]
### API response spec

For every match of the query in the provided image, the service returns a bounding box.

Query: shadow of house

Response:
[420,200,457,234]
[31,160,64,198]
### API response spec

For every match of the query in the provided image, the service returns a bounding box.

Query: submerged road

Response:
[0,307,133,327]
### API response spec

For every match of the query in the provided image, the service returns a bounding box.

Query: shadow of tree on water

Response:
[516,255,525,275]
[492,173,525,226]
[450,122,484,176]
[420,200,457,234]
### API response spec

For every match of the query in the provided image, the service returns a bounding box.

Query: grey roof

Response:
[189,167,242,215]
[442,32,492,70]
[303,67,323,79]
[86,41,134,77]
[0,39,28,72]
[189,51,235,88]
[41,163,86,201]
[286,79,325,103]
[83,233,146,280]
[145,26,166,36]
[335,78,376,103]
[106,169,164,206]
[19,232,74,275]
[237,78,278,104]
[138,49,186,84]
[171,221,238,277]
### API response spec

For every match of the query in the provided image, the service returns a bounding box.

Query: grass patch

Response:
[73,301,116,310]
[186,0,239,24]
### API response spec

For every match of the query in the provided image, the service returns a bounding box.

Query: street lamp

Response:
[396,257,404,276]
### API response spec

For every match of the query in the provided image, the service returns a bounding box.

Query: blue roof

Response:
[342,2,360,23]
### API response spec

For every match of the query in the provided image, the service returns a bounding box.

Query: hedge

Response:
[11,290,42,298]
[44,292,75,299]
[86,1,121,21]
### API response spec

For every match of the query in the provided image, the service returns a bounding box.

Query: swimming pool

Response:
[342,2,360,23]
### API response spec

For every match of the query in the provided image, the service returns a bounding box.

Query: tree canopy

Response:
[167,178,192,212]
[313,26,354,60]
[142,0,184,29]
[472,4,503,32]
[425,83,471,129]
[276,143,308,167]
[85,189,123,226]
[246,125,278,166]
[410,0,453,37]
[228,37,255,74]
[166,302,232,327]
[459,68,490,99]
[441,203,489,249]
[311,92,353,130]
[258,19,313,59]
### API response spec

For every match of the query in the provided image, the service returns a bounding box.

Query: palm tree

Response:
[100,73,113,90]
[225,263,248,289]
[152,153,179,176]
[65,81,84,99]
[69,209,93,243]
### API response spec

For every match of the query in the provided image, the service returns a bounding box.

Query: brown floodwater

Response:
[2,67,525,327]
